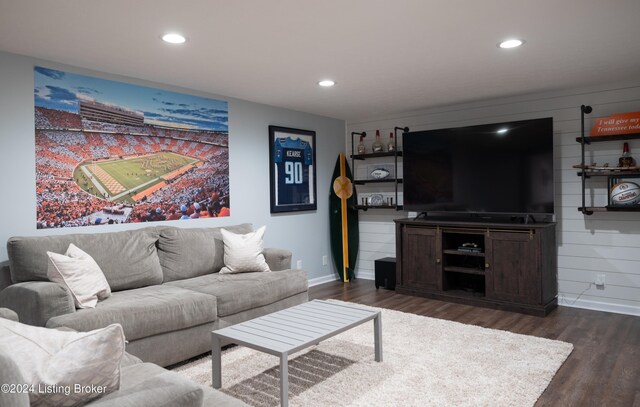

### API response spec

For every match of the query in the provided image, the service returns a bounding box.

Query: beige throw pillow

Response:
[47,243,111,309]
[219,226,271,274]
[0,318,125,407]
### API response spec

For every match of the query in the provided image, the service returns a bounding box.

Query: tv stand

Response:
[394,218,557,316]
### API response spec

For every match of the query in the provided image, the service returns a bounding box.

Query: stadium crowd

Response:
[35,106,230,228]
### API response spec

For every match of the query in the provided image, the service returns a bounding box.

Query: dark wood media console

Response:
[394,218,557,316]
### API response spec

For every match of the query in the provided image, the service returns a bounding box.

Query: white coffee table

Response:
[211,299,382,407]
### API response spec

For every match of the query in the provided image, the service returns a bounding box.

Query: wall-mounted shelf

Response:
[354,204,404,211]
[579,206,640,213]
[351,151,403,160]
[577,105,640,215]
[350,127,408,211]
[576,169,640,178]
[354,178,403,185]
[575,134,640,144]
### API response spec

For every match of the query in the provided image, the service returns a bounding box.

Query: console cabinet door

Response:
[485,231,540,304]
[400,226,441,291]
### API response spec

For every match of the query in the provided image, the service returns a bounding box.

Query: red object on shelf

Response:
[591,112,640,136]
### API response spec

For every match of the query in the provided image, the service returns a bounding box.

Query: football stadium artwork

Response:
[268,125,317,213]
[34,66,229,228]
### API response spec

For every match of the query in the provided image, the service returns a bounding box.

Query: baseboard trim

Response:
[308,274,339,287]
[558,295,640,317]
[308,271,375,287]
[355,271,374,280]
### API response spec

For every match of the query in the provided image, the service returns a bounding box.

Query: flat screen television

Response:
[402,118,554,216]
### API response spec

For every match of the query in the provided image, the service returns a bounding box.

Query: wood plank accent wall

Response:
[346,80,640,316]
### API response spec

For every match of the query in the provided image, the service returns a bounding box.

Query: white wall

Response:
[0,51,345,281]
[347,80,640,316]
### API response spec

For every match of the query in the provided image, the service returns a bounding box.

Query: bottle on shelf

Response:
[372,130,384,153]
[387,132,396,152]
[618,142,636,167]
[357,135,366,155]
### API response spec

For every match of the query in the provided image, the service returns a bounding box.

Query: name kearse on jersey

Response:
[286,150,302,158]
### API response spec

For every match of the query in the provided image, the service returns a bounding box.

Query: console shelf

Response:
[394,218,557,316]
[443,266,485,276]
[443,249,485,257]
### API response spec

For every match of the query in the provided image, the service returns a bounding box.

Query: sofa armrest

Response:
[0,264,11,292]
[0,281,74,326]
[263,248,292,271]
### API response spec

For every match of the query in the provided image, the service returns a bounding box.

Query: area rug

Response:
[173,301,573,407]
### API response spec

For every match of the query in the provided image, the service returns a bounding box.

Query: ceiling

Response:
[1,0,640,121]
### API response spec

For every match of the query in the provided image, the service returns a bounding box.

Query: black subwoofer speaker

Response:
[374,257,396,290]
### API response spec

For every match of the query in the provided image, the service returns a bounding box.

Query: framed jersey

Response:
[269,125,317,213]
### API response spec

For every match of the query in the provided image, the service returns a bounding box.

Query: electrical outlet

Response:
[296,260,302,269]
[595,274,606,286]
[322,255,328,266]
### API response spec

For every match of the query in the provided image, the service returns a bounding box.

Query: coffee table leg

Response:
[280,352,289,407]
[374,312,383,362]
[212,334,222,389]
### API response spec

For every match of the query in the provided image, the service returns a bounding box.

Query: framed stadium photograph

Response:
[34,66,230,229]
[269,125,317,213]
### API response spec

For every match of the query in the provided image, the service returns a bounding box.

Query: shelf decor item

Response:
[372,130,384,153]
[387,132,396,152]
[350,131,367,157]
[368,194,384,206]
[610,181,640,205]
[591,111,640,137]
[369,164,393,180]
[357,135,367,155]
[618,142,637,167]
[269,125,317,213]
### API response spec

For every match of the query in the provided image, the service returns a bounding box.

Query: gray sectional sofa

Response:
[0,308,249,407]
[0,223,309,367]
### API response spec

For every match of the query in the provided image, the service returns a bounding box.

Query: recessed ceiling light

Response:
[497,128,509,134]
[162,33,186,44]
[498,39,524,49]
[318,80,335,87]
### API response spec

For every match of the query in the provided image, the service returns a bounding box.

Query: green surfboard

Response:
[329,153,359,282]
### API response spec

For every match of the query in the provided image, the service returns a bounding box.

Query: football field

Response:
[74,152,200,202]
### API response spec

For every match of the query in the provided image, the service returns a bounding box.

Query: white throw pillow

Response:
[219,226,271,274]
[47,243,111,309]
[0,318,125,407]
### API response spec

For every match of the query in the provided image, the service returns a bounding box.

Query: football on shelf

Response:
[610,181,640,205]
[370,168,390,179]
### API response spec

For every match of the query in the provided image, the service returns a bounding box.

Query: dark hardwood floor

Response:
[309,280,640,407]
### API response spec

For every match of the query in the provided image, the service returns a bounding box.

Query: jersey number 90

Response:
[285,161,303,184]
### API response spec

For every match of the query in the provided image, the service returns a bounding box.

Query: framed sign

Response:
[269,125,317,213]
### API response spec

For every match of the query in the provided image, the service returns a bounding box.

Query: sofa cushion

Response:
[219,226,270,274]
[0,348,30,407]
[90,363,203,407]
[0,319,125,407]
[157,224,253,282]
[46,285,217,341]
[8,228,163,291]
[166,269,308,317]
[47,243,111,309]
